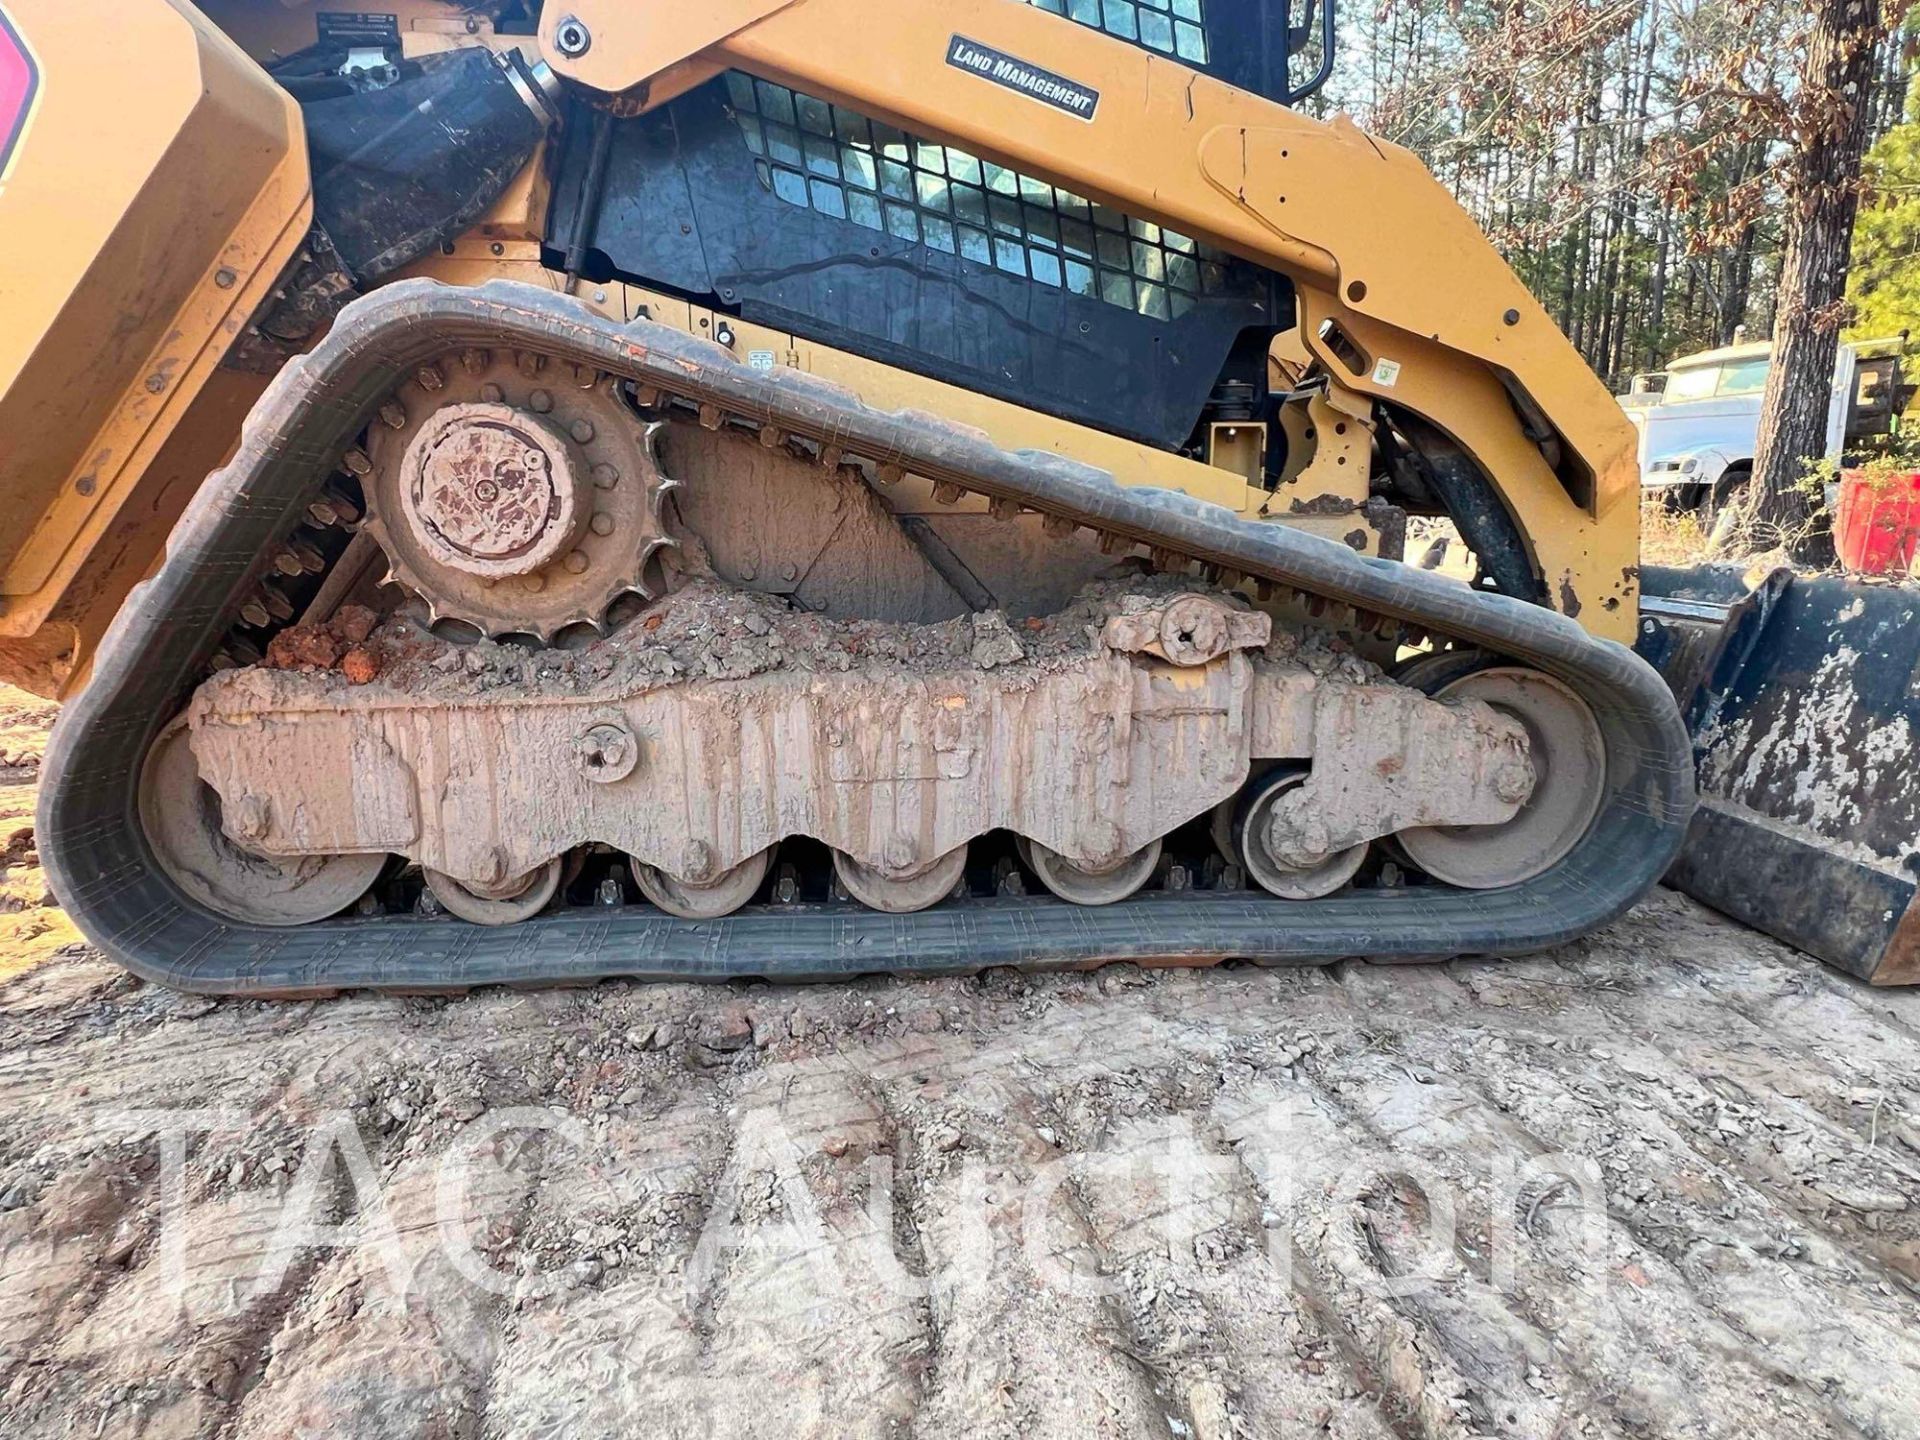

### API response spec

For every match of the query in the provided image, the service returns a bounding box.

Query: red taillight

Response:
[0,8,37,184]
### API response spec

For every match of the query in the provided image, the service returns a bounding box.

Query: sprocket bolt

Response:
[1493,758,1536,806]
[681,840,715,884]
[575,721,640,784]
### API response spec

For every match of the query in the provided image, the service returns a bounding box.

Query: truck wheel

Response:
[1704,465,1751,527]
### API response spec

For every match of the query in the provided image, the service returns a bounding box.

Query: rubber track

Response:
[39,281,1696,995]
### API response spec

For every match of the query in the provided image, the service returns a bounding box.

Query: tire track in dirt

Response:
[446,996,747,1435]
[227,991,586,1438]
[1269,1023,1860,1439]
[1435,932,1920,1300]
[1046,1087,1408,1439]
[775,1006,1190,1440]
[1335,964,1918,1439]
[0,1042,338,1431]
[24,1164,351,1436]
[474,996,937,1437]
[1529,947,1920,1291]
[894,966,1475,1437]
[831,1015,1182,1439]
[1222,1083,1597,1439]
[1547,895,1920,1136]
[4,898,1920,1438]
[850,1059,951,1435]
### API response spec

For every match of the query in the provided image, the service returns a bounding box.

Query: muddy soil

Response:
[241,574,1380,703]
[3,691,1919,1439]
[0,686,78,983]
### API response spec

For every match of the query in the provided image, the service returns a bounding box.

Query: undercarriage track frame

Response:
[40,282,1695,995]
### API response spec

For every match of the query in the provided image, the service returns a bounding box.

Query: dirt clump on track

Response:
[251,576,1381,710]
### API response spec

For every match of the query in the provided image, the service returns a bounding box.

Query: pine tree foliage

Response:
[1325,1,1915,385]
[1849,89,1920,339]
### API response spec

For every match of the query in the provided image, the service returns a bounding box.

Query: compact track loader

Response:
[0,0,1699,994]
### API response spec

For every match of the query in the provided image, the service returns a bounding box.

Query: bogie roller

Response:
[425,859,567,927]
[632,848,775,921]
[1229,771,1372,902]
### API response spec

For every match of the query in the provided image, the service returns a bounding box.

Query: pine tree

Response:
[1848,93,1920,339]
[1738,0,1907,559]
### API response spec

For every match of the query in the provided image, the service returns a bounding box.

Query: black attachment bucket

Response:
[1638,564,1920,984]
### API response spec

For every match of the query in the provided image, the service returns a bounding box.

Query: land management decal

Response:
[946,35,1100,121]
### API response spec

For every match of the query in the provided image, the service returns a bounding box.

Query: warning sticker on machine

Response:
[947,36,1099,121]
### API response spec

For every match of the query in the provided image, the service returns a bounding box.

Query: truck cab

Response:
[1624,337,1909,514]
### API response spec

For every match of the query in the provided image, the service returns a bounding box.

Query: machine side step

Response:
[39,281,1696,995]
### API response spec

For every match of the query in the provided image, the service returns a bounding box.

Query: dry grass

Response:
[1635,495,1860,578]
[1638,499,1718,567]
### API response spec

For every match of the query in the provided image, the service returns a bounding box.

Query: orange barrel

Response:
[1834,469,1920,574]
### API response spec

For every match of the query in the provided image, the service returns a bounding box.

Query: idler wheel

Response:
[1395,668,1604,890]
[139,722,387,927]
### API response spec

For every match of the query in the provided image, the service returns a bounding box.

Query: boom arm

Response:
[536,0,1641,637]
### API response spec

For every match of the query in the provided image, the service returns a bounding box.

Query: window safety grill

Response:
[1019,0,1209,65]
[726,74,1233,321]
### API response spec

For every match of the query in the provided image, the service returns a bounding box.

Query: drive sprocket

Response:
[361,348,678,640]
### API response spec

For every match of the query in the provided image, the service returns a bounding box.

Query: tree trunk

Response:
[1733,0,1886,561]
[1718,223,1757,345]
[1648,212,1670,369]
[1593,209,1621,379]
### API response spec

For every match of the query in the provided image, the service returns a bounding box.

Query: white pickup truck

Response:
[1621,336,1908,515]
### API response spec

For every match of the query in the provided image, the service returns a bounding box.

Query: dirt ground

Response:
[0,687,77,984]
[3,692,1920,1440]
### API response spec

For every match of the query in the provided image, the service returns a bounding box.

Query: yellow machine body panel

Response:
[0,0,308,692]
[0,0,1645,707]
[20,0,1715,993]
[537,0,1642,640]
